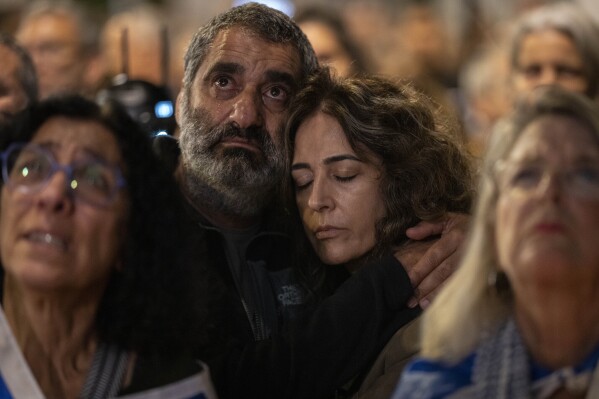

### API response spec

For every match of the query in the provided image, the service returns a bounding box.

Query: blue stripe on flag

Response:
[0,372,13,399]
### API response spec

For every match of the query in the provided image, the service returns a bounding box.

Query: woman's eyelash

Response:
[294,180,312,190]
[335,175,357,182]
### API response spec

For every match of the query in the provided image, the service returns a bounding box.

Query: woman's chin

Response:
[6,265,74,294]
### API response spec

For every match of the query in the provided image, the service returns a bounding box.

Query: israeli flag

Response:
[0,306,44,399]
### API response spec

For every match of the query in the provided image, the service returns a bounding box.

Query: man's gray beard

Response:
[178,102,285,221]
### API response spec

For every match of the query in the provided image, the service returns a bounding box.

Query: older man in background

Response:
[16,0,103,99]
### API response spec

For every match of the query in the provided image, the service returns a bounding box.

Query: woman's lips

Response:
[314,226,342,239]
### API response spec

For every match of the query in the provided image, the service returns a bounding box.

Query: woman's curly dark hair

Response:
[284,68,475,297]
[0,95,210,355]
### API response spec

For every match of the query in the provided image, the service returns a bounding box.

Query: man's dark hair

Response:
[182,2,318,93]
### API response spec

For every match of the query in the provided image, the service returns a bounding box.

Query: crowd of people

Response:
[0,0,598,398]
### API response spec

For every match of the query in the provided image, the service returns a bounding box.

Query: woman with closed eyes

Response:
[283,68,474,398]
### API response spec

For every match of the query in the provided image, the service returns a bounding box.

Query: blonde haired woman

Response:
[393,86,599,398]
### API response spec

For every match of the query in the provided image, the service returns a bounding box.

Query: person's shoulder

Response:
[391,354,475,399]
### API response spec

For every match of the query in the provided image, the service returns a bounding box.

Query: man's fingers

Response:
[394,239,438,287]
[400,213,469,309]
[405,220,446,241]
[413,253,458,302]
[407,235,454,287]
[417,280,450,309]
[405,247,444,287]
[407,296,419,308]
[406,212,470,241]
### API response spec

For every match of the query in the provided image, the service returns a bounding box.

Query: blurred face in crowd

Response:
[0,117,129,295]
[292,111,386,270]
[299,21,354,78]
[512,29,588,99]
[101,11,163,86]
[17,13,88,99]
[0,45,28,124]
[395,4,455,79]
[177,27,301,219]
[495,115,599,294]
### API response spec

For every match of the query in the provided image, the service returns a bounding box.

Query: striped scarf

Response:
[453,319,599,399]
[80,343,128,399]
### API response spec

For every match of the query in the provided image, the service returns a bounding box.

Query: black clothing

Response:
[119,352,205,395]
[154,136,420,398]
[187,208,418,399]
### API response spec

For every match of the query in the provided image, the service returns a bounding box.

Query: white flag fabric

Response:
[0,306,218,399]
[0,306,45,399]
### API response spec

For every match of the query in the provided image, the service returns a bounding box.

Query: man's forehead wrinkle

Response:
[206,28,301,78]
[200,62,244,83]
[210,47,298,73]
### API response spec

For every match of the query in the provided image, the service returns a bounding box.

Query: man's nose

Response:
[537,67,558,87]
[229,88,263,129]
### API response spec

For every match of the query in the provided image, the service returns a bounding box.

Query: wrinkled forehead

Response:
[509,114,599,163]
[19,12,81,41]
[30,116,123,164]
[185,22,306,87]
[206,26,301,74]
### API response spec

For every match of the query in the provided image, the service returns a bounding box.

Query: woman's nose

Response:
[34,169,74,213]
[535,171,563,202]
[307,176,334,212]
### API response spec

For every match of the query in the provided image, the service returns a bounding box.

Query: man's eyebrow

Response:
[291,154,363,171]
[203,62,244,82]
[265,70,297,90]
